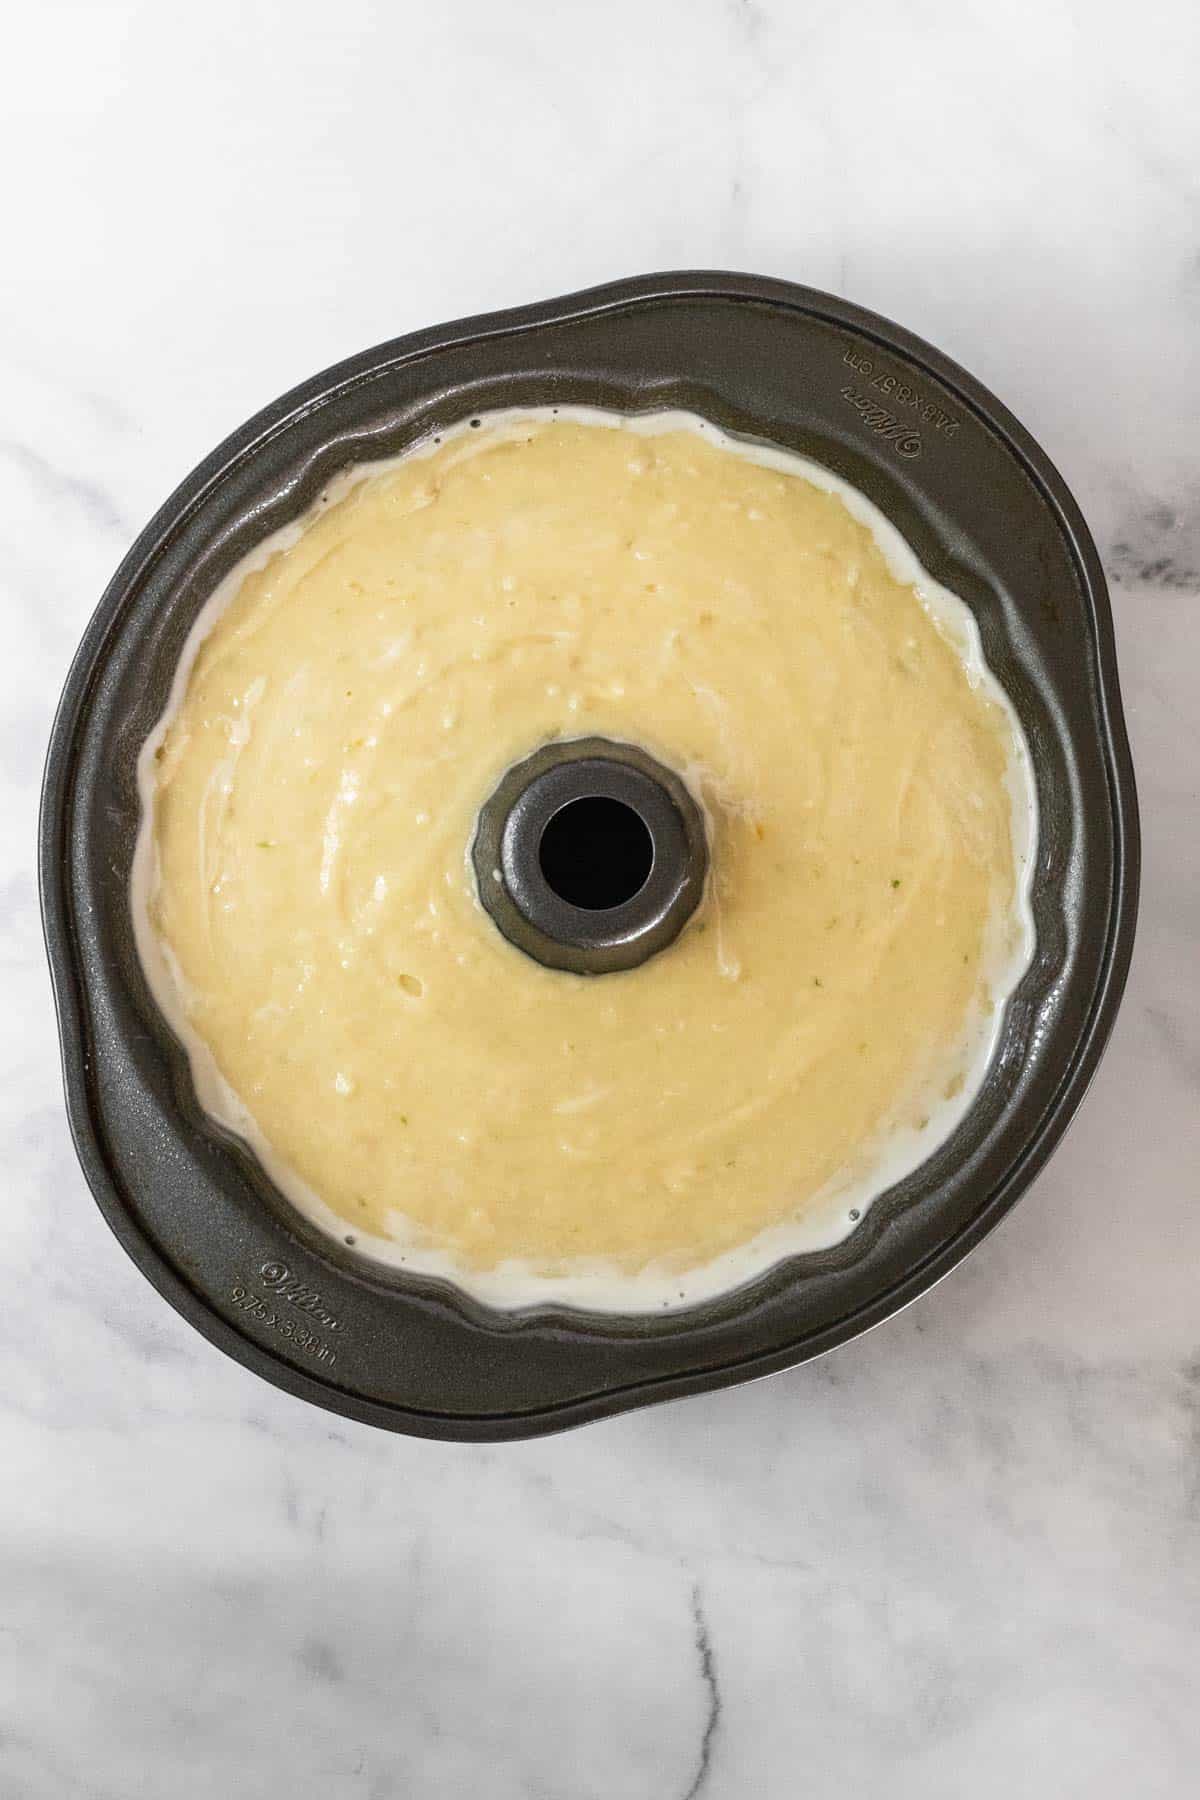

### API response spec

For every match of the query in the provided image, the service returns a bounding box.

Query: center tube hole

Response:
[538,796,654,911]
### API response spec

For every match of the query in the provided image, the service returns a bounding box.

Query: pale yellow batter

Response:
[135,411,1034,1310]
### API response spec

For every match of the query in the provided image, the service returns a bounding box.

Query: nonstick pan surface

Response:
[41,273,1139,1439]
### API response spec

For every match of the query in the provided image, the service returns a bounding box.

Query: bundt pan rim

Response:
[40,271,1139,1439]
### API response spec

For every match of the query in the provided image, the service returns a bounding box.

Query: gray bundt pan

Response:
[41,274,1139,1439]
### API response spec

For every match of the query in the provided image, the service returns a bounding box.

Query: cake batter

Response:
[134,411,1035,1309]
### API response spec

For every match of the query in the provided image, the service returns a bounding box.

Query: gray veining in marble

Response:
[2,2,1198,1795]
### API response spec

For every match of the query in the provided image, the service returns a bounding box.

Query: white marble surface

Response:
[3,2,1199,1794]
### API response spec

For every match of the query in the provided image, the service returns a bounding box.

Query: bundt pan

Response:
[41,273,1139,1440]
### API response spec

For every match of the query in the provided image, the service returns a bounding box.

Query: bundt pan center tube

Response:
[473,736,709,976]
[41,272,1139,1440]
